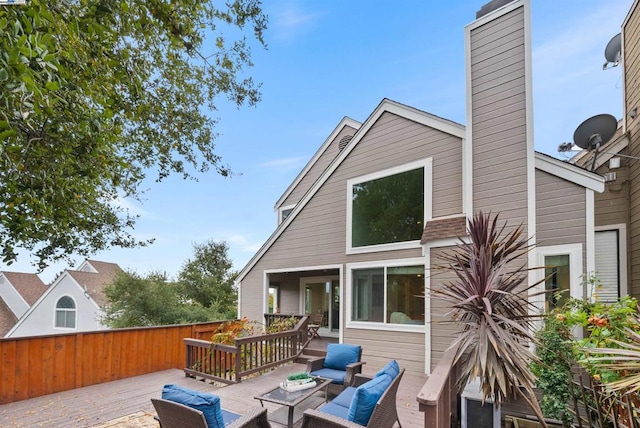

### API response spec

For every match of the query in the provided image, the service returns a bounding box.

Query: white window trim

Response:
[532,244,583,315]
[346,158,432,254]
[54,295,77,330]
[278,204,295,225]
[595,224,628,299]
[345,257,426,333]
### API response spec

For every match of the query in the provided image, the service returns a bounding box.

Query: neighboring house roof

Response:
[274,116,362,211]
[2,272,47,305]
[0,298,18,337]
[67,261,122,307]
[236,98,466,283]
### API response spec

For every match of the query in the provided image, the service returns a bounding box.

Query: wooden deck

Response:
[0,344,427,427]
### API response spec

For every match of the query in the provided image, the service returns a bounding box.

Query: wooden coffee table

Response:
[254,377,331,428]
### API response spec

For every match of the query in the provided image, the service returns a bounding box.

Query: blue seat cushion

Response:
[319,401,351,420]
[347,374,393,426]
[310,367,347,384]
[162,384,226,428]
[324,343,361,371]
[331,386,357,408]
[375,360,400,380]
[221,409,241,425]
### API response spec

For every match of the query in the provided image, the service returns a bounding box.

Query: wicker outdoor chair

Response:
[301,368,405,428]
[151,398,270,428]
[307,343,364,395]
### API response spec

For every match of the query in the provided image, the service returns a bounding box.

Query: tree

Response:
[0,1,267,269]
[102,271,216,327]
[177,240,238,319]
[102,239,237,327]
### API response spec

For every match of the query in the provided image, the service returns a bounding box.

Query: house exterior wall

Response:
[535,169,587,273]
[240,111,464,373]
[593,158,630,228]
[469,3,530,235]
[281,124,358,209]
[623,3,640,298]
[0,276,28,319]
[7,276,103,338]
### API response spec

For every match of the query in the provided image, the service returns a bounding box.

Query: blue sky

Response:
[6,0,632,282]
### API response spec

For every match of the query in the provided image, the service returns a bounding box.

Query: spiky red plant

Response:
[433,212,547,426]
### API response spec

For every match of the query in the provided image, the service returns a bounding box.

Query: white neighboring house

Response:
[4,260,122,338]
[0,272,48,337]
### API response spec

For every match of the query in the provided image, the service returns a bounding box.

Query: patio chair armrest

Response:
[306,357,326,373]
[301,409,365,428]
[227,406,269,428]
[352,373,374,387]
[344,361,366,386]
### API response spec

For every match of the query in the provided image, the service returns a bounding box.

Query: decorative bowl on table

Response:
[280,373,317,392]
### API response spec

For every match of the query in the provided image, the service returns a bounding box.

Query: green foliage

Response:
[265,316,298,333]
[433,212,548,426]
[287,372,310,381]
[177,240,238,319]
[211,317,263,344]
[531,315,575,426]
[103,239,238,327]
[102,271,218,327]
[0,1,267,269]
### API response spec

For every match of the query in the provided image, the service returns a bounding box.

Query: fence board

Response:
[0,321,224,404]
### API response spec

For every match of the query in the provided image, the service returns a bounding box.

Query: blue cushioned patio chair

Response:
[301,361,405,428]
[152,384,271,428]
[307,343,364,395]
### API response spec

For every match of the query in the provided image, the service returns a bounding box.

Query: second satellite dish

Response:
[573,114,617,150]
[603,33,622,70]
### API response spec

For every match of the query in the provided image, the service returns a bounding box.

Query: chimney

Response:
[465,0,534,240]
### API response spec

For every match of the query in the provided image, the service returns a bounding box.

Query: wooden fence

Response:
[0,321,224,405]
[184,316,309,384]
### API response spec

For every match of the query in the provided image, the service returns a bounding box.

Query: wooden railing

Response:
[0,321,225,405]
[184,316,310,384]
[264,313,305,328]
[417,346,461,428]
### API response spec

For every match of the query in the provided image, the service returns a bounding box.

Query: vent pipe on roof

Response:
[476,0,515,18]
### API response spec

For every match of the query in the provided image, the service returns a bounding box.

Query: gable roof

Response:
[67,261,122,307]
[0,298,18,337]
[274,117,362,211]
[534,152,605,192]
[2,272,47,305]
[236,98,466,283]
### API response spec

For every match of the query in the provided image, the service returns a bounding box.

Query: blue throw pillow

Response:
[375,360,400,380]
[324,343,361,371]
[347,374,392,425]
[161,384,225,428]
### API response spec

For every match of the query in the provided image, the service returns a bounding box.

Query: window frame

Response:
[278,204,295,225]
[346,158,432,254]
[346,257,426,332]
[533,244,583,314]
[54,295,77,330]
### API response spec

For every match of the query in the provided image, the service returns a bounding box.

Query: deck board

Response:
[0,362,426,427]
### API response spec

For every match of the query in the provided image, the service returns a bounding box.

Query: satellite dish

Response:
[603,33,621,69]
[573,114,617,150]
[573,113,618,171]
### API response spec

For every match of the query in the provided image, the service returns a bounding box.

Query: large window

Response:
[351,168,424,247]
[351,265,424,325]
[55,296,76,328]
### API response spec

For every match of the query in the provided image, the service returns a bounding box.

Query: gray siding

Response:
[535,170,587,272]
[624,4,640,298]
[593,156,629,228]
[429,247,461,371]
[471,6,529,236]
[343,328,425,375]
[282,125,358,208]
